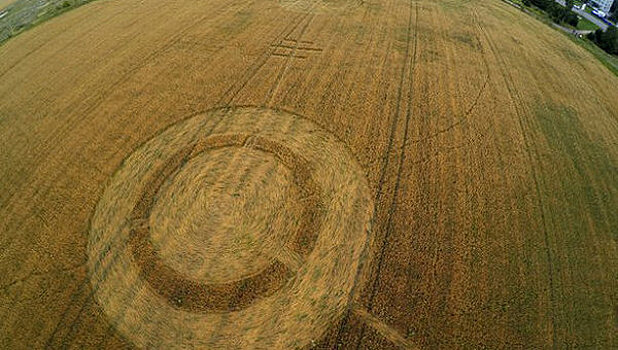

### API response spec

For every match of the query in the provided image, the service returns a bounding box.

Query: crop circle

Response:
[88,107,373,349]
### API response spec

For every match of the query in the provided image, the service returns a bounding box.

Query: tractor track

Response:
[473,8,557,349]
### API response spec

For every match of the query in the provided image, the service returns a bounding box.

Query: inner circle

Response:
[149,146,304,283]
[127,133,324,312]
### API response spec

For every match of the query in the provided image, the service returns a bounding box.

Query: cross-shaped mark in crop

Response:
[270,38,323,60]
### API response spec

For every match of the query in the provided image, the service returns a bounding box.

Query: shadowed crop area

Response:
[0,0,616,349]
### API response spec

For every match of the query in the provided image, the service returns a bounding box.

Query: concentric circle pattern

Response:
[88,107,373,349]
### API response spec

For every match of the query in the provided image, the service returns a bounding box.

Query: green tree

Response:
[609,1,617,22]
[588,26,618,55]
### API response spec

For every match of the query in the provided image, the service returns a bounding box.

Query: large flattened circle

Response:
[88,107,373,349]
[149,146,303,284]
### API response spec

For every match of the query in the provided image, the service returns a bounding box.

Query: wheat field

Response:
[0,0,616,348]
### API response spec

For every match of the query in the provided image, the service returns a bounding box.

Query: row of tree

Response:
[522,0,618,56]
[588,26,618,54]
[523,0,579,27]
[608,1,617,22]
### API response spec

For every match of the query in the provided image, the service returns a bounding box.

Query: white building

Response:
[591,0,614,14]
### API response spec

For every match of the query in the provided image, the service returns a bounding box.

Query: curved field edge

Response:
[0,0,97,45]
[1,0,617,78]
[564,34,618,76]
[0,0,616,348]
[498,0,618,76]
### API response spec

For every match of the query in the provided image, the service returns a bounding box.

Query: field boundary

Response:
[496,0,618,76]
[0,0,96,45]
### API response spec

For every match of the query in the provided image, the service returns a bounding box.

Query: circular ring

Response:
[88,107,373,349]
